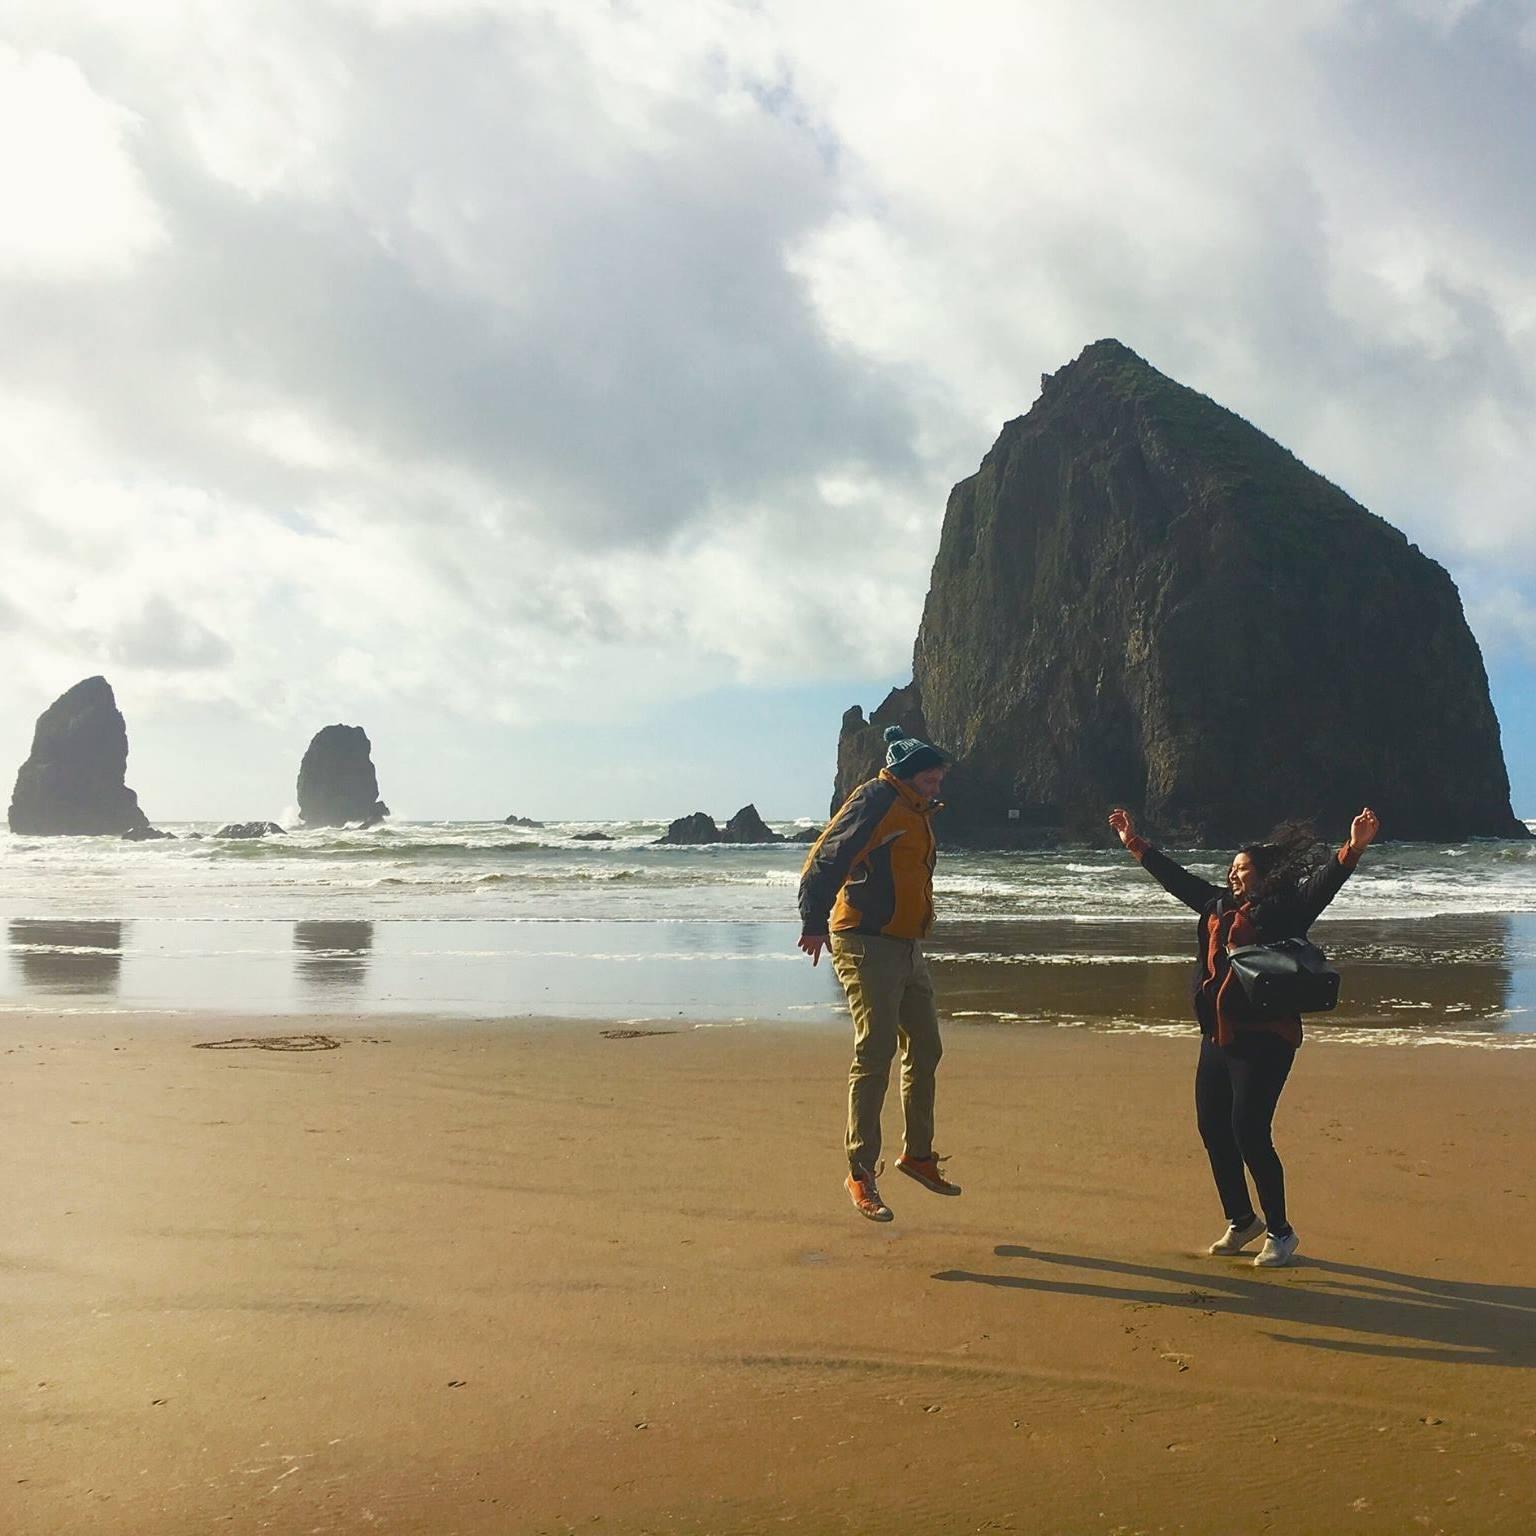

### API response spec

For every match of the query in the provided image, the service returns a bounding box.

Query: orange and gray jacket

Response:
[798,770,940,940]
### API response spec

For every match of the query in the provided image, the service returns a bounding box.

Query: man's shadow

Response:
[934,1246,1536,1366]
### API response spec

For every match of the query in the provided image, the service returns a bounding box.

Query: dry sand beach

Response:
[4,1013,1533,1535]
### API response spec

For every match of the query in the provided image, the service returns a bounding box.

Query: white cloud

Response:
[0,46,164,278]
[1,0,1534,813]
[1466,584,1536,664]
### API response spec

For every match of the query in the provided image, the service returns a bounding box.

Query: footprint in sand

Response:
[194,1034,341,1051]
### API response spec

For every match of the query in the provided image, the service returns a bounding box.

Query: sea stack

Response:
[722,805,784,844]
[656,806,785,845]
[657,812,722,845]
[836,340,1527,845]
[8,676,153,836]
[296,725,390,828]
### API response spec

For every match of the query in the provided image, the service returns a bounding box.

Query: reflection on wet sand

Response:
[0,910,1525,1034]
[294,921,374,998]
[1324,915,1516,1030]
[926,914,1520,1034]
[9,919,125,995]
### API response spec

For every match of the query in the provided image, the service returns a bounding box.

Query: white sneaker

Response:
[1253,1230,1300,1268]
[1208,1215,1266,1255]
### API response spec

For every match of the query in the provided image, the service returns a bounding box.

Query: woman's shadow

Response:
[934,1245,1536,1367]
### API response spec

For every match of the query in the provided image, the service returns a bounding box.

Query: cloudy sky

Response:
[3,0,1534,822]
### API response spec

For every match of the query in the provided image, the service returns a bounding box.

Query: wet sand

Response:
[3,1013,1534,1535]
[6,912,1535,1040]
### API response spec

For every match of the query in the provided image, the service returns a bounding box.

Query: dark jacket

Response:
[1128,836,1360,1046]
[799,771,939,940]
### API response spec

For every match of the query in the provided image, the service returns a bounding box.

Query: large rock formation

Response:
[835,340,1527,845]
[8,677,153,835]
[296,725,389,828]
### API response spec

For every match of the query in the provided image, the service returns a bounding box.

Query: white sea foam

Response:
[930,951,1191,965]
[942,1010,1536,1049]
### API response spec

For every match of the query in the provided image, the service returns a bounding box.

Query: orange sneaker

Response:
[846,1167,893,1222]
[896,1153,961,1196]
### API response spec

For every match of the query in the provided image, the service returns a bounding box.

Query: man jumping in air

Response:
[799,724,958,1222]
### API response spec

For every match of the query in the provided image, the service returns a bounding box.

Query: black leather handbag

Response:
[1225,938,1340,1018]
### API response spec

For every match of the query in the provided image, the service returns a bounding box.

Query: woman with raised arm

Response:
[1107,805,1380,1267]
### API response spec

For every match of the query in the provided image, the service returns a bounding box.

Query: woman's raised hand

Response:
[1349,806,1380,853]
[1108,807,1136,847]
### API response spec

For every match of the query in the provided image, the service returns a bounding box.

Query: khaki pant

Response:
[832,932,943,1175]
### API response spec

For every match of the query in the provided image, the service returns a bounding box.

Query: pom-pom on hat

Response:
[883,723,948,780]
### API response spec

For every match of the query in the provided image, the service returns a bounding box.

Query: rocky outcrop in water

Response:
[504,814,544,828]
[724,804,783,843]
[122,825,175,840]
[657,805,784,845]
[217,821,286,839]
[835,340,1527,845]
[296,726,389,828]
[8,677,153,836]
[658,812,720,845]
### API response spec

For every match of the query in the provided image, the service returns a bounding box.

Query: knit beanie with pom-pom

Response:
[883,724,947,780]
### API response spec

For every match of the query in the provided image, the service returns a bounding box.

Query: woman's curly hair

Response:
[1238,821,1330,900]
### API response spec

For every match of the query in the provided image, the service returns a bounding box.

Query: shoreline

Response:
[4,1010,1534,1534]
[5,1002,1535,1053]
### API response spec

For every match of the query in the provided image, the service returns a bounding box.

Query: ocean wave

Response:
[8,825,1536,932]
[373,948,804,963]
[204,838,570,859]
[369,867,652,887]
[930,951,1191,965]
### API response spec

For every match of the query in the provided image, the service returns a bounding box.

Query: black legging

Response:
[1194,1031,1296,1236]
